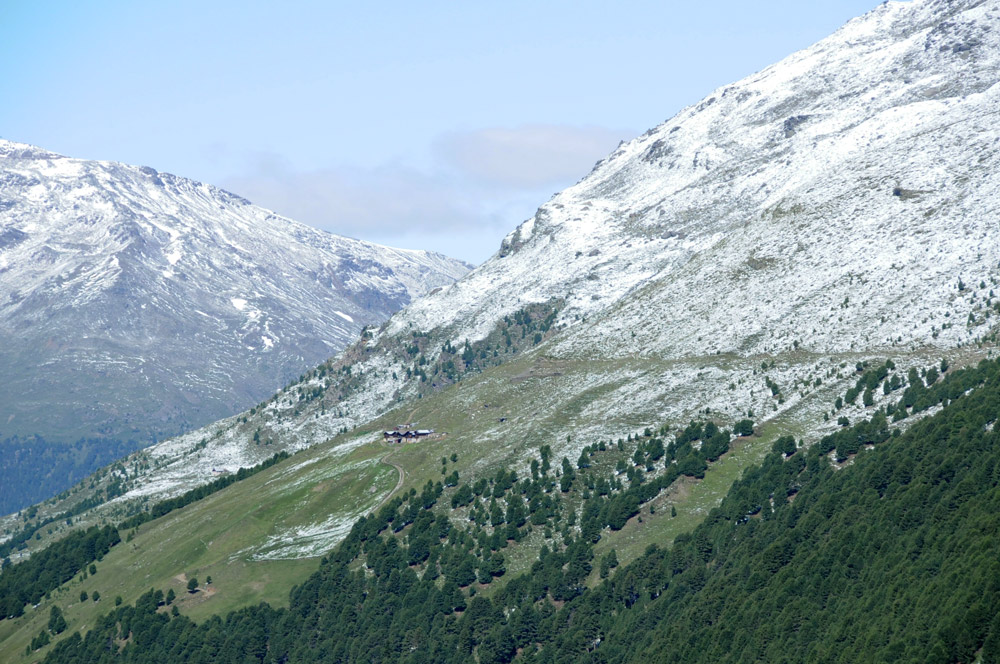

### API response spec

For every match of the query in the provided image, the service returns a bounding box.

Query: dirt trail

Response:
[373,450,405,514]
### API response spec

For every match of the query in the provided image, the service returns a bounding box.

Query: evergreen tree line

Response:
[0,526,118,620]
[118,451,290,530]
[40,358,1000,663]
[1,484,129,562]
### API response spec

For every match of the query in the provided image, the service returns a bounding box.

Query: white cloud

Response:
[435,124,633,188]
[220,124,634,263]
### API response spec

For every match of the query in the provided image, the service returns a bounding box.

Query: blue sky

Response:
[1,1,883,263]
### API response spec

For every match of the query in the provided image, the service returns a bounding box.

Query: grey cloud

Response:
[435,124,634,188]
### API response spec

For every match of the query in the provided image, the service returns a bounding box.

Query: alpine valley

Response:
[3,0,1000,662]
[0,141,469,512]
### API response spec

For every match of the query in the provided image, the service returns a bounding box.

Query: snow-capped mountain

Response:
[0,140,470,443]
[17,0,1000,533]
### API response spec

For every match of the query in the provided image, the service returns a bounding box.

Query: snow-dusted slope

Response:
[0,141,469,442]
[28,0,1000,524]
[395,0,1000,355]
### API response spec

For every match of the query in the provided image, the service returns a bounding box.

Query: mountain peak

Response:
[0,139,66,161]
[0,143,469,448]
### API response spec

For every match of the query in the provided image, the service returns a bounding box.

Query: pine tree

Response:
[48,605,67,634]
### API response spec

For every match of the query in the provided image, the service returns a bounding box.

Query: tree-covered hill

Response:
[37,358,1000,663]
[0,436,145,516]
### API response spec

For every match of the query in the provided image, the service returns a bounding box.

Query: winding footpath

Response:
[373,449,406,514]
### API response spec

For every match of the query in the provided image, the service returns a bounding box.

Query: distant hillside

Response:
[0,140,468,511]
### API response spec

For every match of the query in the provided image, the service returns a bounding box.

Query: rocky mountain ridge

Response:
[0,139,469,443]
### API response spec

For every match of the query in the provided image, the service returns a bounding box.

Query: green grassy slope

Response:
[0,441,394,659]
[1,321,992,661]
[29,356,1000,664]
